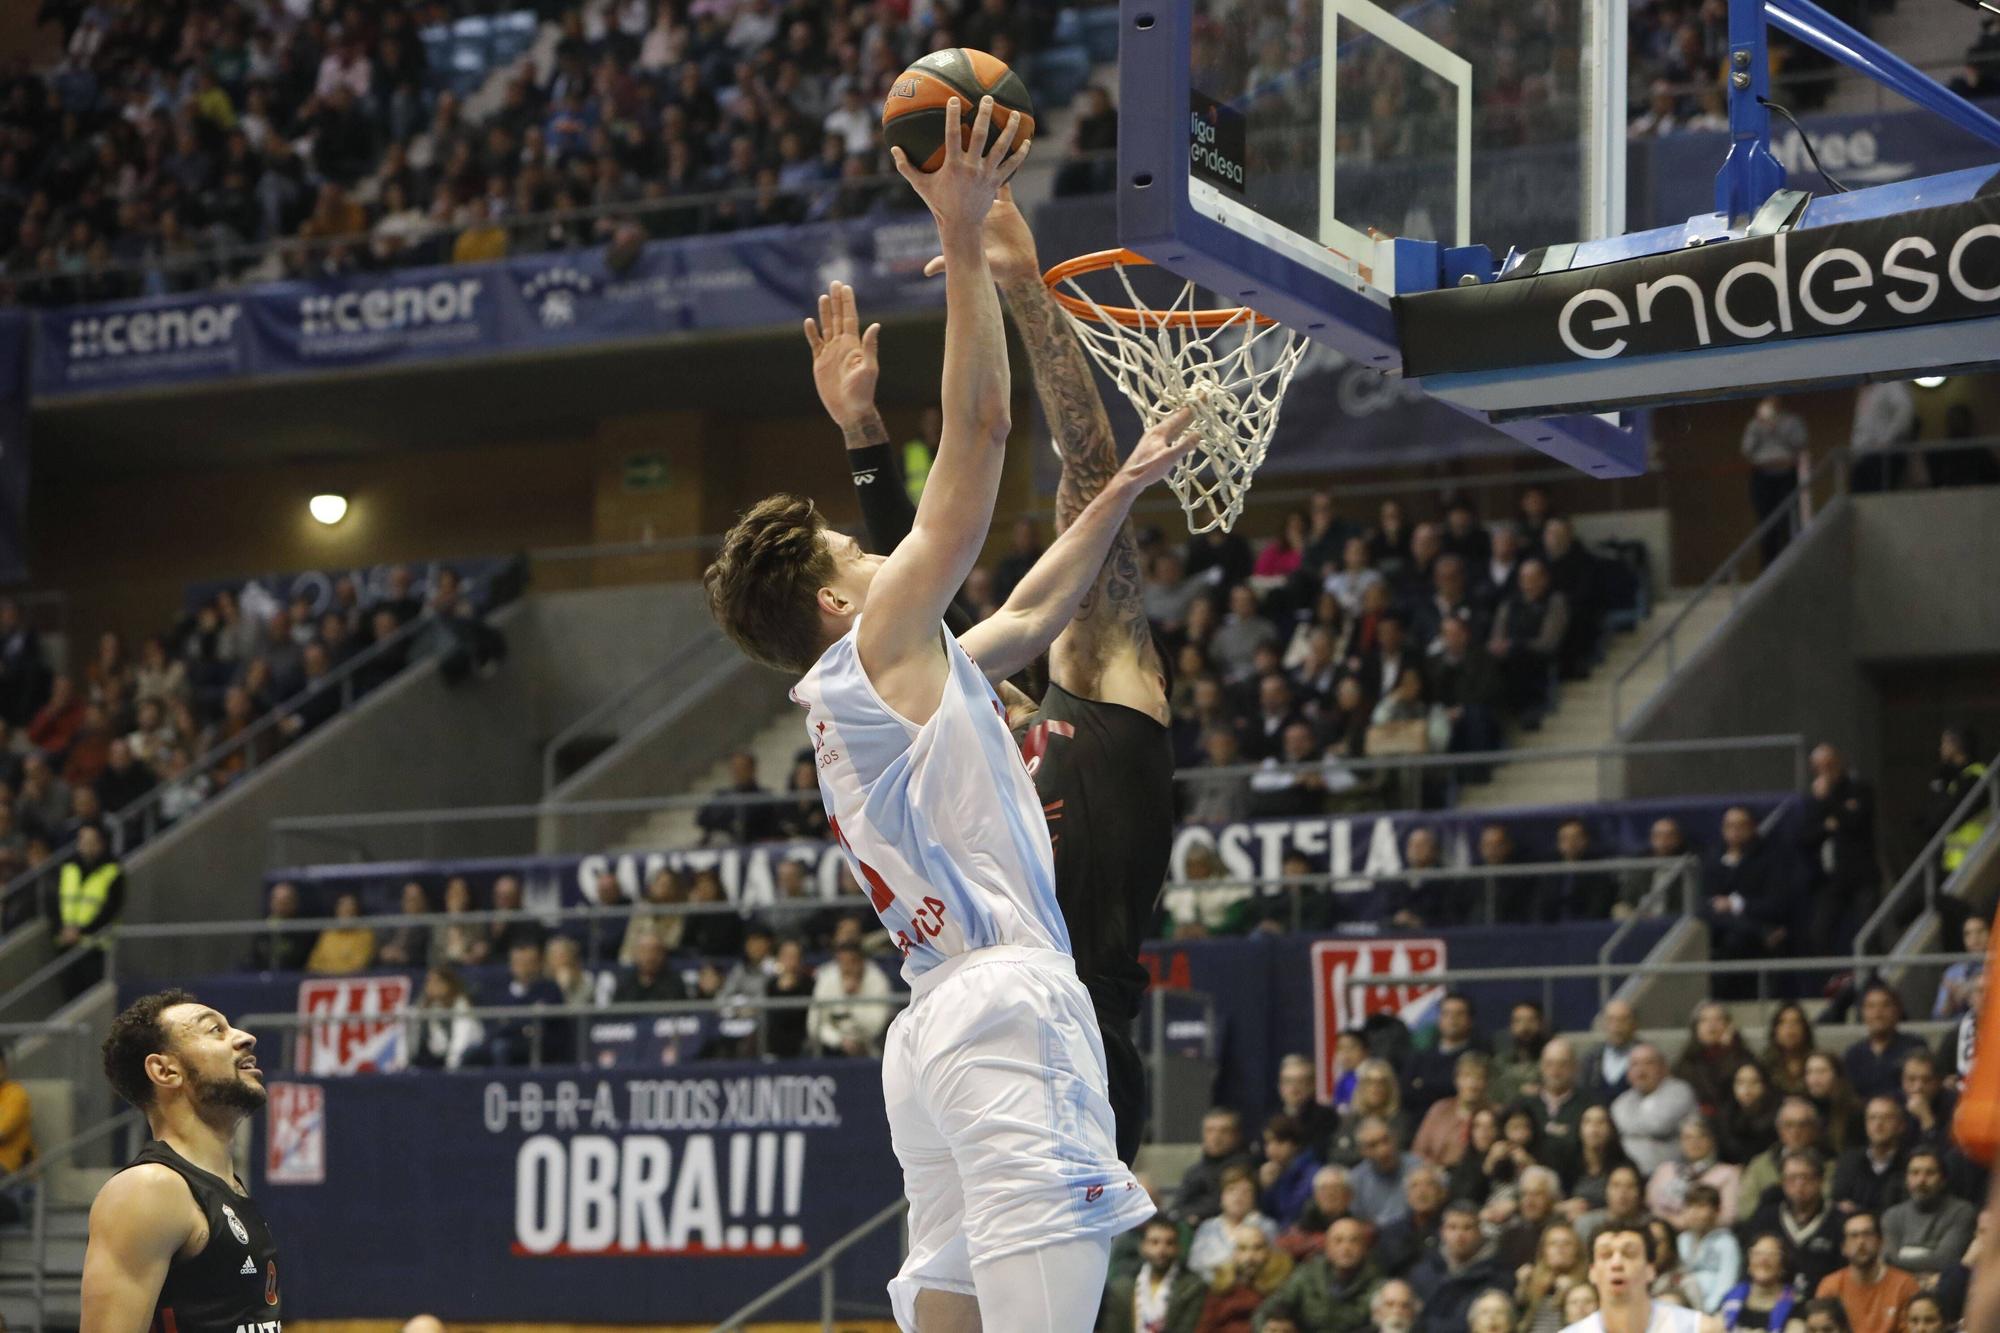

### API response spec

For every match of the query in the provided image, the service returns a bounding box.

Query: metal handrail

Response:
[266,733,1807,851]
[1351,949,1983,996]
[116,895,875,939]
[1853,753,2000,963]
[1610,446,1853,732]
[0,943,100,1023]
[6,1107,144,1329]
[706,1195,910,1333]
[541,635,725,794]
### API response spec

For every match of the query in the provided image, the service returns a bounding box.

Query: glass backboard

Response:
[1183,0,1622,298]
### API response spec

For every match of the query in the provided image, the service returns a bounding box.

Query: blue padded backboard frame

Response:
[1114,0,1648,477]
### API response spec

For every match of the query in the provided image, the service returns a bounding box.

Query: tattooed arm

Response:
[980,193,1170,721]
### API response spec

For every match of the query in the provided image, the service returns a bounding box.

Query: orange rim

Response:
[1043,248,1276,330]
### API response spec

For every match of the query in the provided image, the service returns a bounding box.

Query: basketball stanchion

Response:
[1044,248,1308,535]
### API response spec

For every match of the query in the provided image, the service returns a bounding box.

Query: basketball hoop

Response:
[1044,248,1308,535]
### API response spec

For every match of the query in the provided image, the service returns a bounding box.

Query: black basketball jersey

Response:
[118,1140,282,1333]
[1022,683,1177,1023]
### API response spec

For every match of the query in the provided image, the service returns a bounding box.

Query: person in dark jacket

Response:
[1172,1109,1258,1223]
[1704,807,1797,997]
[1737,1149,1844,1289]
[1256,1217,1382,1333]
[1407,1202,1508,1333]
[1832,1096,1910,1218]
[1797,743,1879,954]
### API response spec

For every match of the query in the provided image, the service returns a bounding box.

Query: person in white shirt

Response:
[807,942,895,1057]
[1562,1224,1706,1333]
[1611,1045,1699,1177]
[1673,1183,1741,1314]
[1852,381,1918,492]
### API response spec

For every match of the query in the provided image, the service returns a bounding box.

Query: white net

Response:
[1052,258,1308,534]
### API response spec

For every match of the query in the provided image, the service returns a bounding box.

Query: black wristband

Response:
[847,444,896,488]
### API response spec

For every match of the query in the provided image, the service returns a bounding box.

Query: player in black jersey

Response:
[807,191,1175,1165]
[83,989,281,1333]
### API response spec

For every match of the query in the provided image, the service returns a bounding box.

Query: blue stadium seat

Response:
[1052,8,1085,45]
[1028,45,1093,110]
[492,10,539,63]
[1080,7,1121,64]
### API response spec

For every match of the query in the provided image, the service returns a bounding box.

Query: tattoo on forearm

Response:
[1003,278,1159,670]
[840,410,891,452]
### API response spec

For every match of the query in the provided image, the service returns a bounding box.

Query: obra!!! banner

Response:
[29,213,948,398]
[252,1062,899,1322]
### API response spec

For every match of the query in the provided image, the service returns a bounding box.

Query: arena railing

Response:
[705,1195,910,1333]
[1853,753,2000,963]
[1608,439,2000,731]
[1346,950,1985,1020]
[0,1102,147,1329]
[262,733,1807,864]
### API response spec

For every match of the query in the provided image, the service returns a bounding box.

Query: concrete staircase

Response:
[1457,589,1735,809]
[612,704,805,852]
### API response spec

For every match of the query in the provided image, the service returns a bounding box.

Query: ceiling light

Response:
[1913,376,1947,389]
[309,493,349,526]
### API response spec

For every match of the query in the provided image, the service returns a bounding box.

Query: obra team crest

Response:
[222,1203,250,1245]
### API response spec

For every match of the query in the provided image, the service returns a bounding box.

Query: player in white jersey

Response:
[1563,1225,1713,1333]
[704,96,1194,1332]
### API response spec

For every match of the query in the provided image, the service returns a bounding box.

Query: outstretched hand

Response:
[920,184,1041,285]
[803,280,880,428]
[1117,406,1200,489]
[891,96,1031,239]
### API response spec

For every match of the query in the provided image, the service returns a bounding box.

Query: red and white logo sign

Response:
[1310,938,1448,1103]
[266,1082,325,1185]
[295,976,411,1076]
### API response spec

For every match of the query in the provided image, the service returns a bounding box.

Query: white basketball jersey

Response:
[1562,1303,1704,1333]
[790,619,1069,982]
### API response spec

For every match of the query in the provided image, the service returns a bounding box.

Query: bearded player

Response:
[705,96,1192,1330]
[82,990,281,1332]
[808,188,1174,1167]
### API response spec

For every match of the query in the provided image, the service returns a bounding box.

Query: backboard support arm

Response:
[1720,0,2000,220]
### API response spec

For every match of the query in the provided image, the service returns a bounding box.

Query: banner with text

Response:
[266,792,1789,923]
[252,1062,900,1322]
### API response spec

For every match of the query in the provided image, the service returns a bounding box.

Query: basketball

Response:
[881,48,1036,172]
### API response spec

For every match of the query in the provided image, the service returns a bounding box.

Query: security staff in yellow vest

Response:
[48,823,122,998]
[1931,727,1990,875]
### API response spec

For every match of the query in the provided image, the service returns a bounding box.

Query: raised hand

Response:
[1116,406,1200,489]
[891,96,1031,239]
[803,280,881,429]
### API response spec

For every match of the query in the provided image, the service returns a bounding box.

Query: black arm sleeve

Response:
[847,442,976,638]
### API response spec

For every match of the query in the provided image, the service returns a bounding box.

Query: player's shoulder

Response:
[91,1162,199,1242]
[1556,1315,1603,1333]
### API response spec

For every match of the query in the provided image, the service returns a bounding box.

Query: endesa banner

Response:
[251,1063,899,1323]
[1395,182,2000,376]
[30,214,948,398]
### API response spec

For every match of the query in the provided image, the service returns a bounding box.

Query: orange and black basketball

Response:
[881,48,1035,172]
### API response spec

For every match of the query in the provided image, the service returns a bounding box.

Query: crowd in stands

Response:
[2,0,1104,304]
[1110,988,1985,1332]
[958,487,1641,822]
[0,564,504,955]
[251,858,897,1065]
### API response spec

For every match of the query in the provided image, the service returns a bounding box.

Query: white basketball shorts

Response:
[882,944,1152,1327]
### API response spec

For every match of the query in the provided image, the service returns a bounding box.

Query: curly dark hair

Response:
[102,988,198,1110]
[703,494,837,673]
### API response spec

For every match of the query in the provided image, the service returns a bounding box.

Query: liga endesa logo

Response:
[1556,218,2000,360]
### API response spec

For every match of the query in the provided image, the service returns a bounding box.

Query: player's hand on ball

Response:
[803,281,881,428]
[920,185,1041,284]
[892,96,1030,238]
[1117,405,1199,489]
